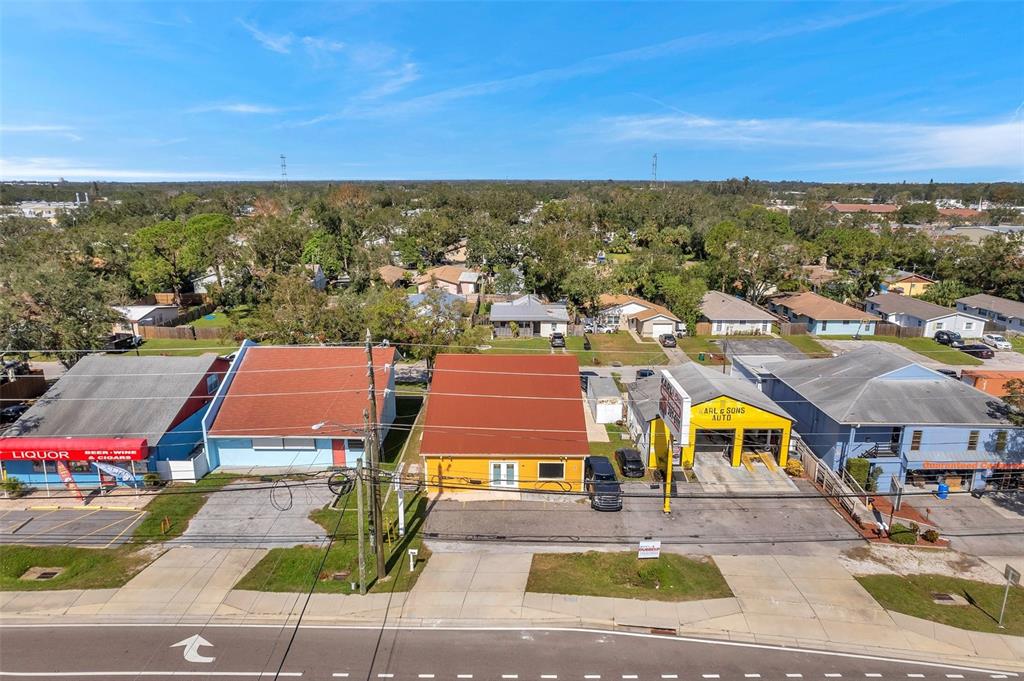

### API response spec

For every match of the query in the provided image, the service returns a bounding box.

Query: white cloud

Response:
[301,36,344,53]
[187,102,283,114]
[1,124,82,142]
[360,62,420,100]
[238,19,293,54]
[0,157,266,181]
[591,113,1024,173]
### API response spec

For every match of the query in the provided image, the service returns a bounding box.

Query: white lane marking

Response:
[502,676,518,679]
[993,677,1010,679]
[787,675,804,679]
[703,675,720,679]
[377,675,393,679]
[332,675,349,678]
[825,675,843,678]
[865,675,883,678]
[907,676,925,679]
[584,676,601,679]
[0,673,302,678]
[540,676,558,680]
[623,676,639,679]
[947,676,965,679]
[418,675,434,679]
[1,625,1016,677]
[457,676,474,679]
[744,676,761,679]
[662,676,679,679]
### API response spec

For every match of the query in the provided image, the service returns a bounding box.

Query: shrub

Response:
[922,529,940,543]
[866,466,882,492]
[1,476,25,498]
[784,459,804,477]
[143,472,162,487]
[845,458,870,488]
[889,522,918,545]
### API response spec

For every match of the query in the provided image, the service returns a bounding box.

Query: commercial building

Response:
[698,291,776,335]
[626,363,793,471]
[864,293,985,338]
[420,354,589,493]
[768,291,877,336]
[764,348,1022,492]
[0,354,228,490]
[489,294,570,337]
[203,343,396,471]
[956,293,1024,334]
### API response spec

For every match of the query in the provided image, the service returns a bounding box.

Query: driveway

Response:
[722,337,804,358]
[979,349,1024,369]
[911,491,1024,557]
[170,480,336,549]
[423,479,862,556]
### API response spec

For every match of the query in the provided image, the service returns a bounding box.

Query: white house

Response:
[112,305,179,335]
[865,294,985,338]
[699,291,776,335]
[489,295,570,337]
[956,294,1024,334]
[596,294,680,338]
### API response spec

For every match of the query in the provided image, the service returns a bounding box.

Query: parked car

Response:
[933,330,964,347]
[659,333,677,348]
[614,448,646,478]
[0,404,29,424]
[579,370,599,391]
[959,344,995,359]
[982,333,1012,351]
[636,368,655,379]
[103,333,143,353]
[550,332,565,348]
[584,455,622,511]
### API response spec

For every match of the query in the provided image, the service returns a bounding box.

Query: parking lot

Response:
[0,508,144,547]
[423,479,863,556]
[911,490,1024,556]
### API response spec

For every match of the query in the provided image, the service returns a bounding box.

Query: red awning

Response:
[0,438,149,462]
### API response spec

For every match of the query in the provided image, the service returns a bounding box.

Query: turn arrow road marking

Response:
[171,634,216,663]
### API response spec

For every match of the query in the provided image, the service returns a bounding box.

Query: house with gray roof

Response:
[764,347,1021,492]
[699,291,776,335]
[865,293,985,338]
[0,354,228,489]
[956,293,1024,334]
[489,295,570,337]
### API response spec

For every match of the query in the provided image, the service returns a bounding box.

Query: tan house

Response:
[880,271,935,297]
[377,265,410,288]
[597,294,680,338]
[415,265,482,295]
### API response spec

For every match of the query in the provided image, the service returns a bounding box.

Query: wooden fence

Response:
[139,325,224,341]
[0,371,47,403]
[777,322,809,336]
[873,322,924,338]
[151,292,209,306]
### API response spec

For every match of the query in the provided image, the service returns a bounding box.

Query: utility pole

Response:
[650,153,658,189]
[280,154,288,187]
[365,330,387,580]
[355,451,367,595]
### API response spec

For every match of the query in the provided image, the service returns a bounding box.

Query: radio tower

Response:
[650,153,658,189]
[279,154,288,186]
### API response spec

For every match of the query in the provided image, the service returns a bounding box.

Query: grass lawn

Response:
[190,305,253,329]
[856,574,1023,636]
[607,253,633,264]
[779,334,832,358]
[527,551,733,602]
[132,473,238,541]
[828,336,983,366]
[589,422,631,458]
[0,546,151,591]
[676,337,727,365]
[235,487,430,594]
[1011,335,1024,354]
[136,338,239,356]
[484,332,666,367]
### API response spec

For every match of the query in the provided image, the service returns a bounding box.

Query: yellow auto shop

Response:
[630,363,794,471]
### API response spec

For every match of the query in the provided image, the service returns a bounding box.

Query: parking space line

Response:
[67,512,141,547]
[102,512,146,549]
[20,509,101,539]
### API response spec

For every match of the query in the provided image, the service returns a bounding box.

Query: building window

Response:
[282,438,316,450]
[935,322,944,330]
[910,430,923,451]
[537,462,565,480]
[820,320,828,331]
[995,430,1008,453]
[252,438,284,450]
[31,461,57,474]
[967,431,980,451]
[206,374,220,394]
[965,322,974,330]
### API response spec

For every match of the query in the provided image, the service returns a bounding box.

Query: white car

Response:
[982,333,1012,351]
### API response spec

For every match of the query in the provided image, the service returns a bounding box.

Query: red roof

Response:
[828,202,899,214]
[209,346,395,438]
[420,354,589,457]
[938,208,983,218]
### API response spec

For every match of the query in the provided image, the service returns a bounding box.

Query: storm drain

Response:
[931,592,967,605]
[20,567,64,581]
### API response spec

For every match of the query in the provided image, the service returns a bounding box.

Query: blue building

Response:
[763,348,1022,492]
[0,354,227,490]
[203,343,396,472]
[768,291,877,336]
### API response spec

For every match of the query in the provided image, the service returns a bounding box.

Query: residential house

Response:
[377,265,411,288]
[203,344,396,471]
[956,294,1024,334]
[768,291,877,336]
[407,291,466,317]
[489,295,570,337]
[626,363,793,470]
[764,348,1022,492]
[878,271,936,297]
[826,202,899,216]
[419,354,589,493]
[959,369,1024,398]
[801,259,840,291]
[112,304,179,335]
[864,293,985,338]
[1,354,228,487]
[415,265,481,295]
[597,294,656,329]
[699,291,776,335]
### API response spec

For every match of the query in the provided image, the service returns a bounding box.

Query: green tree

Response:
[130,220,192,304]
[919,279,976,307]
[896,203,939,224]
[239,275,361,344]
[364,288,414,345]
[657,274,707,336]
[183,213,235,288]
[408,288,480,374]
[1003,378,1024,427]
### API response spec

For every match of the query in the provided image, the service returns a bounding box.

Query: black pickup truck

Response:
[584,455,623,511]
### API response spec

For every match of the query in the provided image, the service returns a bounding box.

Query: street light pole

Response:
[355,453,366,595]
[365,330,387,581]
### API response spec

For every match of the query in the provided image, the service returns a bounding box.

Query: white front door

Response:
[490,462,518,488]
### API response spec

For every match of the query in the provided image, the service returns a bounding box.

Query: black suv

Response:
[615,448,645,478]
[550,332,566,348]
[959,343,994,359]
[584,455,623,511]
[934,330,964,347]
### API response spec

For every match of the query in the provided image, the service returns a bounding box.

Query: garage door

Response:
[651,322,674,338]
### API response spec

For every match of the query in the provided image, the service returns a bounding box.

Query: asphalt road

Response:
[0,625,1013,679]
[0,508,144,547]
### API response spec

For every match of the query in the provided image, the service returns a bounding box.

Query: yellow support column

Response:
[730,428,744,467]
[778,429,791,468]
[663,442,672,514]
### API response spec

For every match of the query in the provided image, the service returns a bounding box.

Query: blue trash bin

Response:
[936,482,949,500]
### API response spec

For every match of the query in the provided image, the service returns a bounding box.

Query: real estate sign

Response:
[658,370,691,445]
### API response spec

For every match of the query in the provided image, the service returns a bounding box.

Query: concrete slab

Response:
[743,612,829,639]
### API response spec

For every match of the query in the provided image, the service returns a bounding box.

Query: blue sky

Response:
[1,1,1022,182]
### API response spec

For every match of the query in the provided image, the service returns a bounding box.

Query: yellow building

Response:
[626,363,793,472]
[883,272,936,297]
[420,354,590,494]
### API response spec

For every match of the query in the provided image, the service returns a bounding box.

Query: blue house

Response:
[763,348,1022,492]
[0,354,228,490]
[768,291,877,336]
